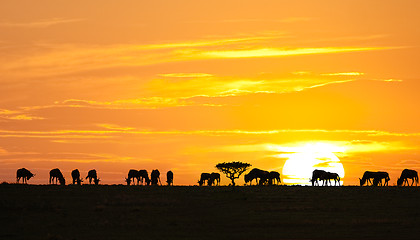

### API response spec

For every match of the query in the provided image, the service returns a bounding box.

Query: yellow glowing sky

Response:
[1,0,420,185]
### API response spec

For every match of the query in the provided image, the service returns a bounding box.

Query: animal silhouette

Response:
[360,171,390,186]
[321,172,340,186]
[198,173,211,186]
[71,169,83,185]
[209,172,221,186]
[151,169,161,185]
[49,168,65,185]
[268,171,281,185]
[126,169,140,185]
[138,169,150,185]
[16,168,35,184]
[397,169,418,186]
[310,169,327,186]
[244,168,269,185]
[86,169,98,184]
[166,170,174,186]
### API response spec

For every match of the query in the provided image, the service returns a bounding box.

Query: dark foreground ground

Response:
[1,184,419,240]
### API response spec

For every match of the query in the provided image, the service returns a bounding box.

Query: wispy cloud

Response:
[321,72,365,76]
[0,18,84,28]
[1,128,420,138]
[157,73,213,78]
[196,47,398,59]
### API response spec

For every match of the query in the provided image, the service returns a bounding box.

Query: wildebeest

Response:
[166,170,174,186]
[126,169,140,185]
[244,168,269,185]
[397,169,418,186]
[198,173,211,186]
[209,172,221,186]
[71,169,83,185]
[86,169,99,184]
[321,172,340,186]
[310,169,327,186]
[49,168,65,185]
[138,169,150,185]
[16,168,35,184]
[151,169,161,185]
[360,171,390,186]
[268,171,281,185]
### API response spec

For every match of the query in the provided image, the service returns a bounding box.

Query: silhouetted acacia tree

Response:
[215,161,251,186]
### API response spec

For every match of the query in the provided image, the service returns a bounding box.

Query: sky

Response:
[1,0,420,185]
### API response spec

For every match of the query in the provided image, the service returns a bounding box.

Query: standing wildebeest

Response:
[397,169,418,186]
[244,168,269,185]
[126,169,140,185]
[166,170,174,186]
[209,172,221,186]
[49,168,66,185]
[268,171,281,185]
[360,171,390,186]
[138,169,151,185]
[310,169,327,186]
[321,172,341,186]
[151,169,161,185]
[71,169,83,185]
[16,168,35,184]
[86,169,99,185]
[198,173,211,186]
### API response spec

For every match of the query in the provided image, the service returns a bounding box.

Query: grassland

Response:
[1,184,419,240]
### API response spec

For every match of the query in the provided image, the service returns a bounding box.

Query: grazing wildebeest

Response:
[310,169,327,186]
[94,178,101,185]
[360,171,390,186]
[244,168,269,185]
[138,169,150,185]
[209,172,221,186]
[49,168,65,185]
[71,169,83,185]
[126,169,140,185]
[151,169,161,185]
[198,173,211,186]
[86,169,98,184]
[321,172,340,186]
[16,168,35,184]
[397,169,418,186]
[268,171,281,185]
[166,170,174,186]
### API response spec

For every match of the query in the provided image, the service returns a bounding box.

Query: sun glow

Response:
[275,143,345,185]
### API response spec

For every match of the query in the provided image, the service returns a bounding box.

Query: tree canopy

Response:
[215,161,251,186]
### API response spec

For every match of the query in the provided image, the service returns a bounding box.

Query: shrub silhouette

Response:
[215,161,251,186]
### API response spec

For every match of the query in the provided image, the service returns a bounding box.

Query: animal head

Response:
[94,178,101,185]
[76,178,83,185]
[125,177,131,185]
[244,174,250,183]
[359,178,364,186]
[198,179,204,186]
[397,178,403,186]
[60,177,66,185]
[27,172,35,180]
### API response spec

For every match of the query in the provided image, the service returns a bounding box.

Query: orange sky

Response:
[1,0,420,185]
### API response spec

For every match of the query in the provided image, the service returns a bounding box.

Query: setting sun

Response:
[275,143,345,185]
